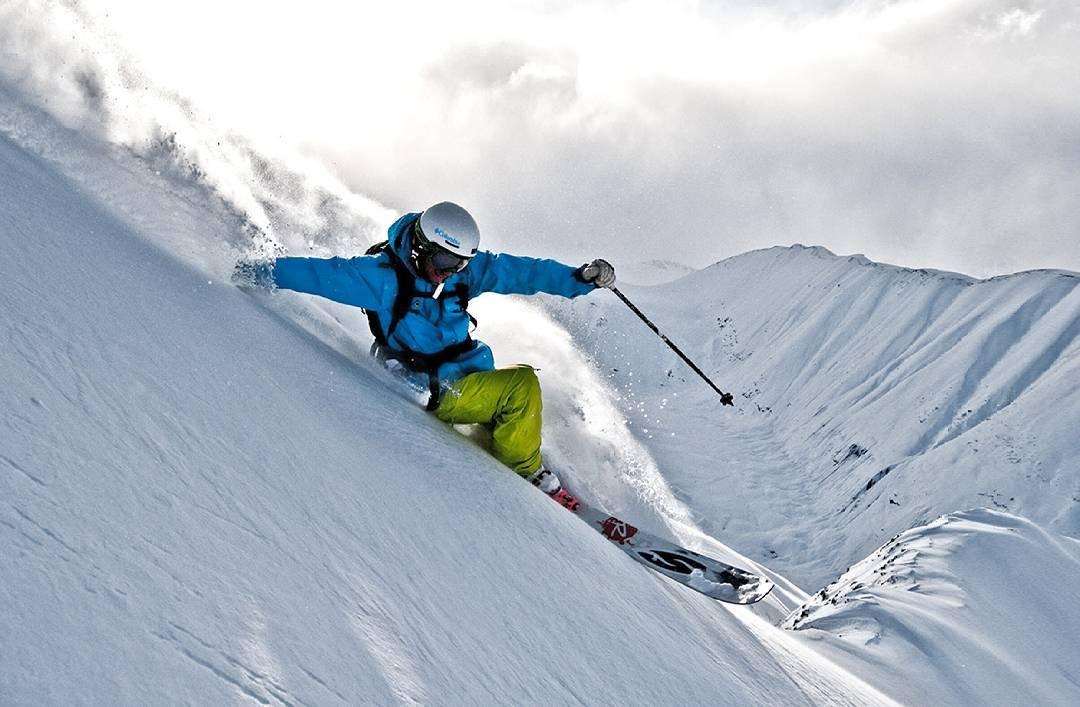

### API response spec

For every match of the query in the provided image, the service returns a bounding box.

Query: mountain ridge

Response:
[546,240,1079,589]
[703,242,1079,285]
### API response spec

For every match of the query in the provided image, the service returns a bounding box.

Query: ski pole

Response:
[609,286,734,406]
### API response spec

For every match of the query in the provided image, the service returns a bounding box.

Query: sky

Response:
[4,0,1079,277]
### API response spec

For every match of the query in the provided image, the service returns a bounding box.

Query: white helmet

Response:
[418,202,480,258]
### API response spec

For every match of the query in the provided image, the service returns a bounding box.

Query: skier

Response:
[234,201,615,508]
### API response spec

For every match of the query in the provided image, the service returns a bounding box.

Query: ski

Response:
[551,492,774,604]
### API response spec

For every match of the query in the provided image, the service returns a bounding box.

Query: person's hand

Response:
[580,259,616,288]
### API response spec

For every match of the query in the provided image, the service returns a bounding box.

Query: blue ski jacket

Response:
[268,212,596,388]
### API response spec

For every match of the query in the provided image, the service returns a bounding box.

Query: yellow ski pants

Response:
[433,365,544,477]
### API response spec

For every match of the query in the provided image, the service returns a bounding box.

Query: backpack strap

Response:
[451,281,478,332]
[364,241,417,347]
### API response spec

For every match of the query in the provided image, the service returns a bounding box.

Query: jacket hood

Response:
[387,212,423,275]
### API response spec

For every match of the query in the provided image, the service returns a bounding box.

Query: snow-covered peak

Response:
[699,242,980,285]
[548,240,1079,590]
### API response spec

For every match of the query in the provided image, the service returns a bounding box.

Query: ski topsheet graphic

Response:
[560,494,773,605]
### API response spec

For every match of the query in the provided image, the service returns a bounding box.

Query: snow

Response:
[0,83,887,705]
[784,510,1080,707]
[3,46,1080,706]
[685,569,742,601]
[546,244,1080,590]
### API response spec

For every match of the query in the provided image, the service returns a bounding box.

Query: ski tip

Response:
[734,578,775,605]
[683,567,775,604]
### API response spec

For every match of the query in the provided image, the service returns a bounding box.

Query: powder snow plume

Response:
[1,3,679,535]
[0,0,392,268]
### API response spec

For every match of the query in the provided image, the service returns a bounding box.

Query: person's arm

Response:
[235,255,393,310]
[467,251,612,298]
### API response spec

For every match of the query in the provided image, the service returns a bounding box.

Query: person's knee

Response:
[512,364,539,388]
[506,365,541,409]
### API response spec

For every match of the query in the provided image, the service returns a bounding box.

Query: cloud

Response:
[4,0,1079,277]
[291,0,1078,277]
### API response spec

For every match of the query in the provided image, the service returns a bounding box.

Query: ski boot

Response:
[528,468,580,512]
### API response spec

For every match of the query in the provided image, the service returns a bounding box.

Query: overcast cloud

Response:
[320,0,1080,277]
[5,0,1080,277]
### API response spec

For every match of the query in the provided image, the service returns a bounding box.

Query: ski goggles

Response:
[427,247,470,274]
[413,221,472,273]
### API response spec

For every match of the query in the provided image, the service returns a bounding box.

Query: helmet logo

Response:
[433,227,461,248]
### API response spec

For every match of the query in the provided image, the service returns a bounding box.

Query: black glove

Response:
[579,259,616,288]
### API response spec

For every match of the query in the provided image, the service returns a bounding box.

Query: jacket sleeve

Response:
[270,255,393,310]
[467,251,596,298]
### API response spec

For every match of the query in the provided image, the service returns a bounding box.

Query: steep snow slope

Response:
[784,509,1080,706]
[0,85,891,704]
[546,246,1080,589]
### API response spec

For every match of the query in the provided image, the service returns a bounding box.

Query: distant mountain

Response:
[540,245,1080,704]
[549,244,1080,589]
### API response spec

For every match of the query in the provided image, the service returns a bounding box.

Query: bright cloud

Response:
[4,0,1079,277]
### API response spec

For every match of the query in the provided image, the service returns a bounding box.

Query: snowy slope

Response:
[546,246,1080,590]
[4,37,1080,704]
[784,509,1080,707]
[0,83,892,705]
